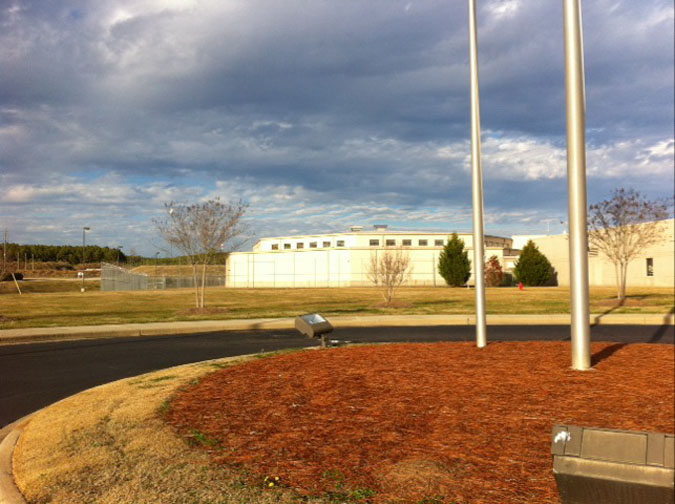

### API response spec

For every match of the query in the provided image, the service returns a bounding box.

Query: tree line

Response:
[0,243,127,266]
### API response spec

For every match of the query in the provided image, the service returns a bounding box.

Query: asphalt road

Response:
[1,324,672,427]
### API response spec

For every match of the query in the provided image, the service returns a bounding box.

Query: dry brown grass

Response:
[1,286,672,329]
[13,353,311,504]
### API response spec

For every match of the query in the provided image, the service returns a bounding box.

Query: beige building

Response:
[226,225,517,288]
[512,218,674,288]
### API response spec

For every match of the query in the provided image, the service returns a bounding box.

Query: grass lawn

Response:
[0,278,101,295]
[0,285,672,329]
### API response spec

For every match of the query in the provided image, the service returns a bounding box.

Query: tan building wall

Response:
[227,228,513,288]
[513,219,674,289]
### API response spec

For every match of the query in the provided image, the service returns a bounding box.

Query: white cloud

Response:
[487,0,521,18]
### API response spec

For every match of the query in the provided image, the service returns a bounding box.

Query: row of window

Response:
[369,239,445,247]
[271,240,345,250]
[270,239,452,249]
[270,238,509,250]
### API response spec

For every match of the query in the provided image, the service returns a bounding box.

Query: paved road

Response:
[1,324,672,427]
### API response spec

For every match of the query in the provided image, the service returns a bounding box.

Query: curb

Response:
[0,416,31,504]
[1,313,673,345]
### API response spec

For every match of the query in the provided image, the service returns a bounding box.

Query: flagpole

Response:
[563,0,591,369]
[468,0,487,348]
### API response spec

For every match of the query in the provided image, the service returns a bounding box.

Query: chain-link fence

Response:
[101,263,226,291]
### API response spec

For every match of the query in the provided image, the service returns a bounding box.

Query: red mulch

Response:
[166,342,674,503]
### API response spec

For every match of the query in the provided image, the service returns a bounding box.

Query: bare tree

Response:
[367,248,412,304]
[588,188,670,301]
[154,199,248,308]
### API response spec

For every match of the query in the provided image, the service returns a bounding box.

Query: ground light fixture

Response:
[551,424,674,503]
[294,313,333,348]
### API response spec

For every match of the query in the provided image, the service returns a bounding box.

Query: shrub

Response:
[513,241,554,286]
[484,255,504,287]
[438,233,471,287]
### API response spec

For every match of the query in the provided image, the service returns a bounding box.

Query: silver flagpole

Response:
[468,0,487,348]
[563,0,591,369]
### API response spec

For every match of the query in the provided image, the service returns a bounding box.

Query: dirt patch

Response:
[376,459,467,501]
[167,342,674,504]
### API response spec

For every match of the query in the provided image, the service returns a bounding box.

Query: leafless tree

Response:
[154,199,248,308]
[588,188,670,301]
[367,248,412,304]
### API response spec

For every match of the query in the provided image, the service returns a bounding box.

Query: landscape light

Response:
[295,313,333,348]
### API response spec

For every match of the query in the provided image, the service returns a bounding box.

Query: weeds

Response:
[188,429,221,449]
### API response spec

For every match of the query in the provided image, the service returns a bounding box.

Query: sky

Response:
[1,0,673,255]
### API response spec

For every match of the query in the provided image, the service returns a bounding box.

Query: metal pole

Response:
[468,0,487,348]
[2,229,6,273]
[82,227,90,292]
[563,0,591,370]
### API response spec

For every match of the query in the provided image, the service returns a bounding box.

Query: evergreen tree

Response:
[513,240,554,286]
[438,233,471,287]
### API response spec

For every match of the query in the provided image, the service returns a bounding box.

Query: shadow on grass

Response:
[591,297,626,327]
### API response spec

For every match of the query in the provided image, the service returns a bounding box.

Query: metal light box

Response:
[552,424,674,504]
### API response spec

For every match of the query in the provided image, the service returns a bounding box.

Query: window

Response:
[402,239,412,246]
[418,239,428,246]
[646,258,654,277]
[296,243,304,249]
[369,239,380,246]
[283,243,291,250]
[309,242,317,248]
[386,239,396,246]
[336,240,345,247]
[271,244,278,250]
[323,241,331,248]
[434,239,444,246]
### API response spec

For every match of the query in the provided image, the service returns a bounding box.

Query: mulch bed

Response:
[166,342,674,504]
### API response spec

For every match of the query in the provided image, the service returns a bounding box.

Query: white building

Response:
[226,225,517,288]
[513,218,675,288]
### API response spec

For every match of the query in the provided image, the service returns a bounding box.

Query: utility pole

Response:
[563,0,591,370]
[468,0,487,348]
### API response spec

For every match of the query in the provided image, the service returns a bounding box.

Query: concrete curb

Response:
[0,416,31,504]
[1,312,673,345]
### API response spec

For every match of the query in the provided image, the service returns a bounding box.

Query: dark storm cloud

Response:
[0,0,672,250]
